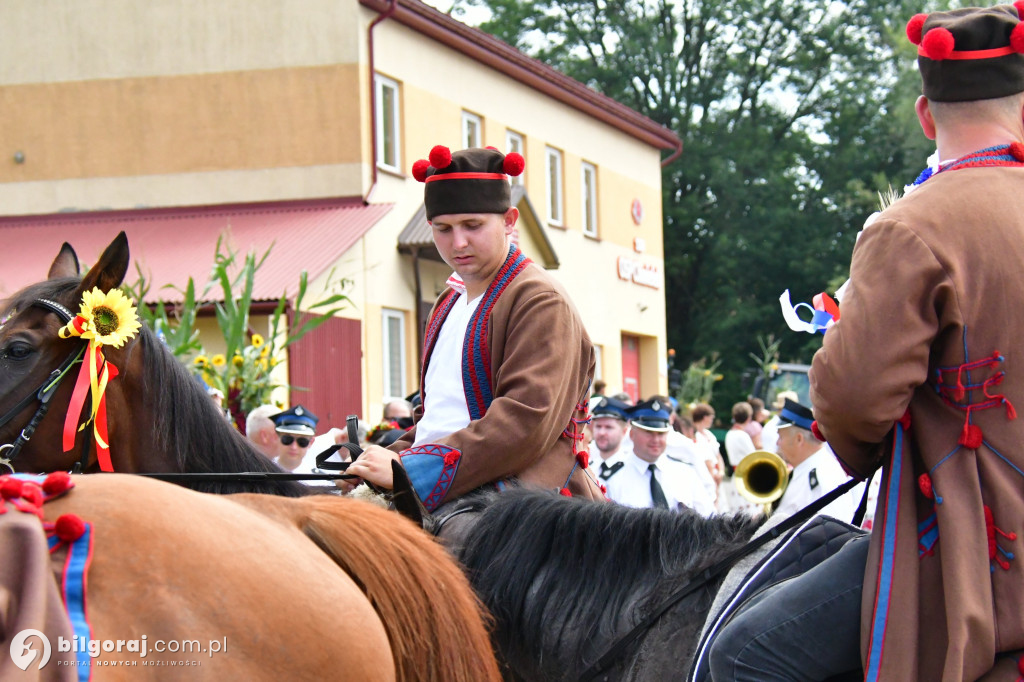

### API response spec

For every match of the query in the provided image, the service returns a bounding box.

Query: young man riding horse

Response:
[346,146,604,513]
[709,5,1024,679]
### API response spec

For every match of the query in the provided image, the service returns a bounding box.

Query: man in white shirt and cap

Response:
[588,397,631,484]
[761,390,798,454]
[772,398,858,522]
[604,398,715,516]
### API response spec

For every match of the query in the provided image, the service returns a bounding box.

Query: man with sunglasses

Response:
[271,405,318,472]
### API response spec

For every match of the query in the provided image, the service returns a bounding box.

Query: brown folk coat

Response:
[811,166,1024,680]
[392,250,603,509]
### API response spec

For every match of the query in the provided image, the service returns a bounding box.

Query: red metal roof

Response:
[0,198,393,303]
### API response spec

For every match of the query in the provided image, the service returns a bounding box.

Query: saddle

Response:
[688,514,866,682]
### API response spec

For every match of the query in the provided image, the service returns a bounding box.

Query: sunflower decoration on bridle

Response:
[56,287,142,471]
[59,288,142,348]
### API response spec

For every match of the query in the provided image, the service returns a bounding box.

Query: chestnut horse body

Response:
[0,234,500,682]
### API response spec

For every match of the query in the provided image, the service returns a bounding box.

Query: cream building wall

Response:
[1,0,674,423]
[0,0,367,213]
[344,14,669,415]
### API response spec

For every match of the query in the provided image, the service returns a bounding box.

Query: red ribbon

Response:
[61,345,118,472]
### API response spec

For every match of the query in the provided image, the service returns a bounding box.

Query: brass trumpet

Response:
[733,450,790,514]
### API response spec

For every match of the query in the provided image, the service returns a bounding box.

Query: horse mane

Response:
[292,494,503,682]
[457,490,764,679]
[22,277,308,496]
[138,328,311,496]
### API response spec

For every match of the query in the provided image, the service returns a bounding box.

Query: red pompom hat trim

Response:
[922,26,955,60]
[429,145,452,169]
[411,158,430,183]
[1011,21,1024,54]
[906,13,928,45]
[503,152,525,177]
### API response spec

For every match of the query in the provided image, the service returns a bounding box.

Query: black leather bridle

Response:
[0,298,87,473]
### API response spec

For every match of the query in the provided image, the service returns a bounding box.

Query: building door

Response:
[621,333,640,403]
[288,316,362,426]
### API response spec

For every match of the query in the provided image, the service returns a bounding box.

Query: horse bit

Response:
[0,298,87,474]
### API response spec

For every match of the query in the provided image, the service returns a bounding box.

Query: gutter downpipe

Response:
[364,0,399,204]
[411,246,424,375]
[661,138,683,167]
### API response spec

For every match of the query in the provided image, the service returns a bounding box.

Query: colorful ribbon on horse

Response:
[56,288,141,472]
[780,289,840,335]
[60,344,118,472]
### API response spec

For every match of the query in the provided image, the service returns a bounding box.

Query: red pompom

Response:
[810,420,826,443]
[906,13,928,45]
[54,514,86,542]
[503,152,525,177]
[443,451,459,467]
[1010,141,1024,162]
[1015,1,1024,20]
[922,27,955,60]
[559,487,572,497]
[21,485,43,507]
[959,423,983,449]
[485,145,499,151]
[411,158,430,183]
[1012,21,1024,54]
[0,478,24,500]
[428,145,452,169]
[918,472,934,500]
[42,471,73,496]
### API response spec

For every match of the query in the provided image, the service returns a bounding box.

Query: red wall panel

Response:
[287,316,363,429]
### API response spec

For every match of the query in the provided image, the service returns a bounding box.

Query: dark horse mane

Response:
[458,489,764,679]
[16,277,308,496]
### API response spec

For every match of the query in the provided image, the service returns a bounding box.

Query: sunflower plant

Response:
[126,235,350,429]
[678,355,724,408]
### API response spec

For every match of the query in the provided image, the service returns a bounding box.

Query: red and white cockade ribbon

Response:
[780,289,840,335]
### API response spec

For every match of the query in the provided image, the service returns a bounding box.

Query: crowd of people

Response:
[236,386,866,530]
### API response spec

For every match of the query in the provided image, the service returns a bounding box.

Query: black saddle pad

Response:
[689,514,866,682]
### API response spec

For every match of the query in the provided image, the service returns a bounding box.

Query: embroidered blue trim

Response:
[917,512,938,557]
[49,523,93,680]
[866,421,905,679]
[400,444,461,512]
[462,245,530,420]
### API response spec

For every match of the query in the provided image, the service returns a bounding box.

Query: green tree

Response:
[455,0,957,409]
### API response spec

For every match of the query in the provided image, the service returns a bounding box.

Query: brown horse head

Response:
[0,233,136,474]
[0,233,307,494]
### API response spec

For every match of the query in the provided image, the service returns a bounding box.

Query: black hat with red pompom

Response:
[907,3,1024,102]
[412,145,525,220]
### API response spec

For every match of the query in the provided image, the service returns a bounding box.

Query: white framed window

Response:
[462,111,482,149]
[581,161,598,238]
[374,74,401,172]
[382,309,406,400]
[593,344,603,382]
[546,146,564,226]
[506,130,524,186]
